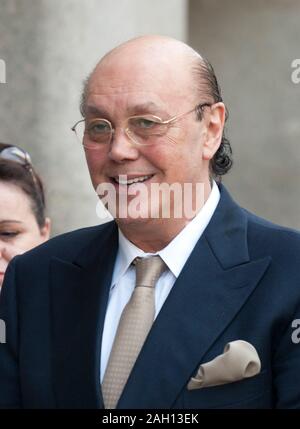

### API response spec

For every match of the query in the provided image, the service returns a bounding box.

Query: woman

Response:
[0,143,50,290]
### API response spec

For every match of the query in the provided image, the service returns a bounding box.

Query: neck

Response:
[117,179,213,253]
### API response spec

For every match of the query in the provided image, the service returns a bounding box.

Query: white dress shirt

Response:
[100,181,220,381]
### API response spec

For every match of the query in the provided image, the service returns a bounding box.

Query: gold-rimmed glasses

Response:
[71,102,211,149]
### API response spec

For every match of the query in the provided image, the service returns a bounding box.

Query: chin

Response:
[115,213,152,226]
[114,208,159,228]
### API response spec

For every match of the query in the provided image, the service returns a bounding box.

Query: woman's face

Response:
[0,181,50,288]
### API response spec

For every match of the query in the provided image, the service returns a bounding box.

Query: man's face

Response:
[84,48,211,225]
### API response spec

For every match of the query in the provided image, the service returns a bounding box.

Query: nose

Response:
[108,128,140,163]
[0,246,7,276]
[0,245,5,260]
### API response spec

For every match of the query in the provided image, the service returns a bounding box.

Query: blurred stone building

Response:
[0,0,299,235]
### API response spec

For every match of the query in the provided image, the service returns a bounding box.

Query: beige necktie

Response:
[102,255,167,409]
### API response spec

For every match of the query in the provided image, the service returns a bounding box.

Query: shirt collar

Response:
[111,180,220,287]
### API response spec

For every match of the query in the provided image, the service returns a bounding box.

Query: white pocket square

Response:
[187,340,261,390]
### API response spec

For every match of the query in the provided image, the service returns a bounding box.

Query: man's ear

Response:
[202,102,226,161]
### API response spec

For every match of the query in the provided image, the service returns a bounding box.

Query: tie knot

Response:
[132,255,167,288]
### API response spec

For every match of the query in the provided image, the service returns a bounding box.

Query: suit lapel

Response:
[117,185,271,408]
[50,222,118,408]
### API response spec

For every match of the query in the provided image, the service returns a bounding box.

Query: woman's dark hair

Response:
[193,57,233,181]
[0,143,46,228]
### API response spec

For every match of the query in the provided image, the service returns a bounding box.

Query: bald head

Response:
[81,36,204,116]
[98,35,202,67]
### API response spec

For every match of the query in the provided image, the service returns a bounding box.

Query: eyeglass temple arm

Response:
[161,102,212,125]
[71,119,85,132]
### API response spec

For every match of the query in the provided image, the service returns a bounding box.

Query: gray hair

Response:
[193,56,233,180]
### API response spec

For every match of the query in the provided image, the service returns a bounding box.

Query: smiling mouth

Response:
[111,174,154,185]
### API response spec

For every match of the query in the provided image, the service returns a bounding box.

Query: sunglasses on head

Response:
[0,145,43,205]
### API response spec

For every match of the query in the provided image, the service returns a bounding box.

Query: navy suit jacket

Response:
[1,184,300,409]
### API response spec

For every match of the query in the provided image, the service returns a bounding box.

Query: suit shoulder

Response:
[244,208,300,237]
[19,221,116,263]
[243,208,300,258]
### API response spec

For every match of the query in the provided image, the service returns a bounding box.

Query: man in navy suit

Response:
[1,35,300,409]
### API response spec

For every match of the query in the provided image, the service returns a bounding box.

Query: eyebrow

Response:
[128,102,164,115]
[85,105,108,117]
[0,220,23,224]
[85,102,165,118]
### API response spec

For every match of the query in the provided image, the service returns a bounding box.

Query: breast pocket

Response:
[183,370,272,409]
